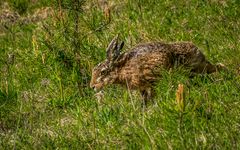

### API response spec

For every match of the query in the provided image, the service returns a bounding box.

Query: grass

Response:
[0,0,240,149]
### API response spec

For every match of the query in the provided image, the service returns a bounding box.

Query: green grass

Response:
[1,0,240,149]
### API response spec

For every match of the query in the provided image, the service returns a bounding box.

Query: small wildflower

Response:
[41,78,50,86]
[7,53,15,65]
[95,91,104,102]
[21,91,30,102]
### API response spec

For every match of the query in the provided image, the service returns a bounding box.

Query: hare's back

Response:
[126,42,173,68]
[120,43,172,79]
[118,43,172,88]
[128,42,169,56]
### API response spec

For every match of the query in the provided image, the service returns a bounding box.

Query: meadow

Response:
[0,0,240,149]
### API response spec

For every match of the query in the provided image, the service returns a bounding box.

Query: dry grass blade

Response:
[176,83,185,112]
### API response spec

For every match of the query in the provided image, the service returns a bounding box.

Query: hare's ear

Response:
[106,34,119,61]
[112,41,124,61]
[117,41,124,54]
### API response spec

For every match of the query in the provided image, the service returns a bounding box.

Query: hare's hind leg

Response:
[207,62,227,73]
[196,61,226,74]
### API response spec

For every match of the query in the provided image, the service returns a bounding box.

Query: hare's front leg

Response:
[140,88,155,107]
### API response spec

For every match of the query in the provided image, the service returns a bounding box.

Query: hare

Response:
[90,35,225,105]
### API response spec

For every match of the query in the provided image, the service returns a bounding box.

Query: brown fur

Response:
[90,36,224,104]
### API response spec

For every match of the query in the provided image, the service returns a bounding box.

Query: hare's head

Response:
[90,35,124,91]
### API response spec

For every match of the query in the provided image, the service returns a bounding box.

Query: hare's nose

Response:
[90,85,97,91]
[90,85,95,89]
[89,82,94,88]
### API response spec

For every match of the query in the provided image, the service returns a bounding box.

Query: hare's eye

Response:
[100,66,109,75]
[100,69,108,75]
